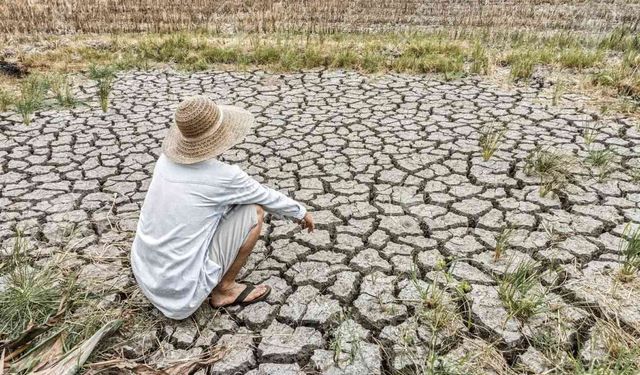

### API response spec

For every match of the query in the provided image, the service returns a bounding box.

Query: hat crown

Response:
[175,96,222,138]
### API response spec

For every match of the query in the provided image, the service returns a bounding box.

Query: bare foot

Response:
[210,282,270,308]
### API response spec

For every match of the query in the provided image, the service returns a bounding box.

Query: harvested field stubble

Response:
[1,0,640,34]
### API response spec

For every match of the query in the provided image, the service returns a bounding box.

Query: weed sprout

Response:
[617,223,640,282]
[494,226,514,261]
[479,124,506,161]
[498,261,545,321]
[524,147,574,197]
[50,73,80,107]
[471,41,489,75]
[583,123,601,145]
[15,74,50,125]
[586,148,615,181]
[89,65,116,112]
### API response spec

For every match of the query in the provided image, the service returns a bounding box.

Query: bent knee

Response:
[255,205,265,222]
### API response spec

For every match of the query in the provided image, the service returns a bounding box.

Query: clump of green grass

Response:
[405,38,464,57]
[15,101,38,126]
[617,223,640,282]
[0,266,62,339]
[583,122,601,145]
[198,44,242,66]
[494,226,514,261]
[329,323,361,365]
[396,38,465,77]
[506,49,553,80]
[592,51,640,100]
[0,233,63,340]
[134,33,199,64]
[395,53,464,77]
[470,41,489,75]
[558,48,603,69]
[479,124,506,161]
[585,148,612,166]
[401,270,464,374]
[498,261,545,321]
[510,58,535,80]
[586,148,615,181]
[50,73,80,107]
[618,98,640,114]
[407,270,462,343]
[360,49,385,73]
[330,49,360,69]
[524,147,575,197]
[418,287,443,315]
[599,26,640,53]
[89,65,116,112]
[14,74,51,125]
[129,33,470,77]
[547,33,584,49]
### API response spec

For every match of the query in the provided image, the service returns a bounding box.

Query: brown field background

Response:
[1,0,640,35]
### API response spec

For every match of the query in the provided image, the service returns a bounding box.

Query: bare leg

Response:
[210,205,268,307]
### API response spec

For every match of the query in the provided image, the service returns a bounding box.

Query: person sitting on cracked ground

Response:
[130,96,314,320]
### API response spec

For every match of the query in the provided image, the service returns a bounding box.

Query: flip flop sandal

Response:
[210,284,271,308]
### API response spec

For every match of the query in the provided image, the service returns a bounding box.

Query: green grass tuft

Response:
[498,261,545,321]
[617,223,640,282]
[583,122,601,145]
[524,147,575,197]
[586,148,613,166]
[510,58,536,80]
[0,234,63,340]
[479,124,506,161]
[599,27,640,53]
[470,41,490,75]
[558,48,603,69]
[494,226,514,261]
[586,148,615,181]
[14,74,51,125]
[592,51,640,100]
[0,266,62,339]
[50,73,80,108]
[89,65,117,112]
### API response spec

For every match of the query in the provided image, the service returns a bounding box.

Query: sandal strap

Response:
[232,284,255,305]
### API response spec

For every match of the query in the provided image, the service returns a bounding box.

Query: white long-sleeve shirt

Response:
[131,154,305,319]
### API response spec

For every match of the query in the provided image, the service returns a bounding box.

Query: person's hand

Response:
[300,212,315,233]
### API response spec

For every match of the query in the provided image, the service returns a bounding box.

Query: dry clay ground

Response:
[1,69,640,374]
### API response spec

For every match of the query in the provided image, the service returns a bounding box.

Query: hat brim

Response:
[162,104,254,164]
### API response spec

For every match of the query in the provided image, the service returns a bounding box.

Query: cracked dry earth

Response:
[2,69,640,374]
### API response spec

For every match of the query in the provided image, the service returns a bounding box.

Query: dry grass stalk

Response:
[1,0,638,34]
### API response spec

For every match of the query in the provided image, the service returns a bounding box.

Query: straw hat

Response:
[163,96,255,164]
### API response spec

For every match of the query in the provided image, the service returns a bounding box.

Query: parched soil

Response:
[1,69,639,373]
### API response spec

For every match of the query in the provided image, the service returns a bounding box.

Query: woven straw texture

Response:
[163,96,254,164]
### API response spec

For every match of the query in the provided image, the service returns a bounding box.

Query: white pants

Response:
[208,204,258,276]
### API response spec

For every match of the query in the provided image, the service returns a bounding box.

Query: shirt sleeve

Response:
[226,166,306,220]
